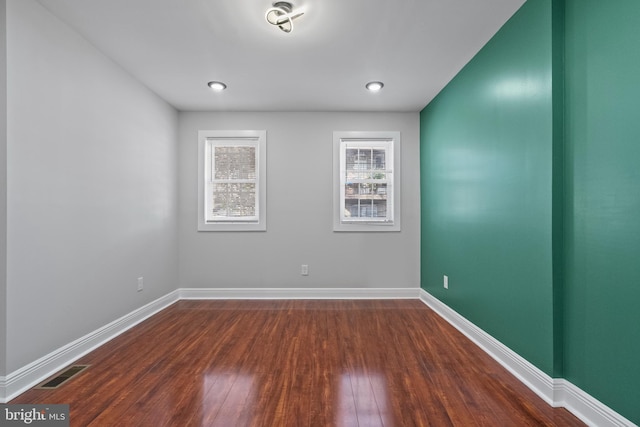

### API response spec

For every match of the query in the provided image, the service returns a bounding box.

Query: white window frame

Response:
[333,131,401,232]
[198,130,266,231]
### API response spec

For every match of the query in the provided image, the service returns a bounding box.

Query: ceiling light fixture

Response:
[365,81,384,92]
[207,81,227,91]
[265,1,304,34]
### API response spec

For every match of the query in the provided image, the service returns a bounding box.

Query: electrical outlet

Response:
[137,277,144,292]
[443,275,448,289]
[301,264,309,276]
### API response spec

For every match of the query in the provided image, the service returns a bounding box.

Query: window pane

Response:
[211,183,256,217]
[343,182,388,219]
[345,183,358,197]
[214,147,256,180]
[345,148,359,171]
[344,199,359,218]
[371,183,387,196]
[343,198,388,219]
[344,147,388,181]
[372,199,387,218]
[372,149,386,169]
[345,200,376,218]
[344,183,387,197]
[358,149,372,169]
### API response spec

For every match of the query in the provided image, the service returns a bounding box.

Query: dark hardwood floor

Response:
[11,300,585,426]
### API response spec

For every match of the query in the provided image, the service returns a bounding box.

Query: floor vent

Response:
[36,365,90,389]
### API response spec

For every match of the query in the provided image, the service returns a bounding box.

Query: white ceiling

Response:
[35,0,526,112]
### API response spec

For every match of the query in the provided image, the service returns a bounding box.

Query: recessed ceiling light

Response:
[207,81,227,91]
[365,81,384,92]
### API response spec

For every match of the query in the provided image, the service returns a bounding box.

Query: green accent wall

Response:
[420,0,559,376]
[564,0,640,422]
[421,0,640,423]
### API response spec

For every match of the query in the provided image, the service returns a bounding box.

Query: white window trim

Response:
[198,130,266,231]
[333,131,401,232]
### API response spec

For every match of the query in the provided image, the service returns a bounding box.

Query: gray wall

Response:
[179,112,420,290]
[5,0,179,372]
[3,0,421,377]
[1,0,7,379]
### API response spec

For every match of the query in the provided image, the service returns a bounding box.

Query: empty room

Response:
[1,0,638,426]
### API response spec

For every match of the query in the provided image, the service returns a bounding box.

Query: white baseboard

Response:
[419,289,636,427]
[554,379,636,427]
[2,287,634,427]
[0,377,6,403]
[179,287,420,300]
[0,287,417,402]
[1,290,179,403]
[418,289,556,404]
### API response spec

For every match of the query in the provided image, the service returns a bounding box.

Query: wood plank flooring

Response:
[11,300,585,426]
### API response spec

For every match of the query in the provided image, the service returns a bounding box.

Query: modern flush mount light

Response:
[207,81,227,91]
[365,81,384,92]
[265,1,304,33]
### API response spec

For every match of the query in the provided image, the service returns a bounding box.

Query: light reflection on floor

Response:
[200,371,390,426]
[338,371,389,427]
[202,373,256,426]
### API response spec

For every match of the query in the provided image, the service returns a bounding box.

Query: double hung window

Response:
[333,131,401,232]
[198,130,266,231]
